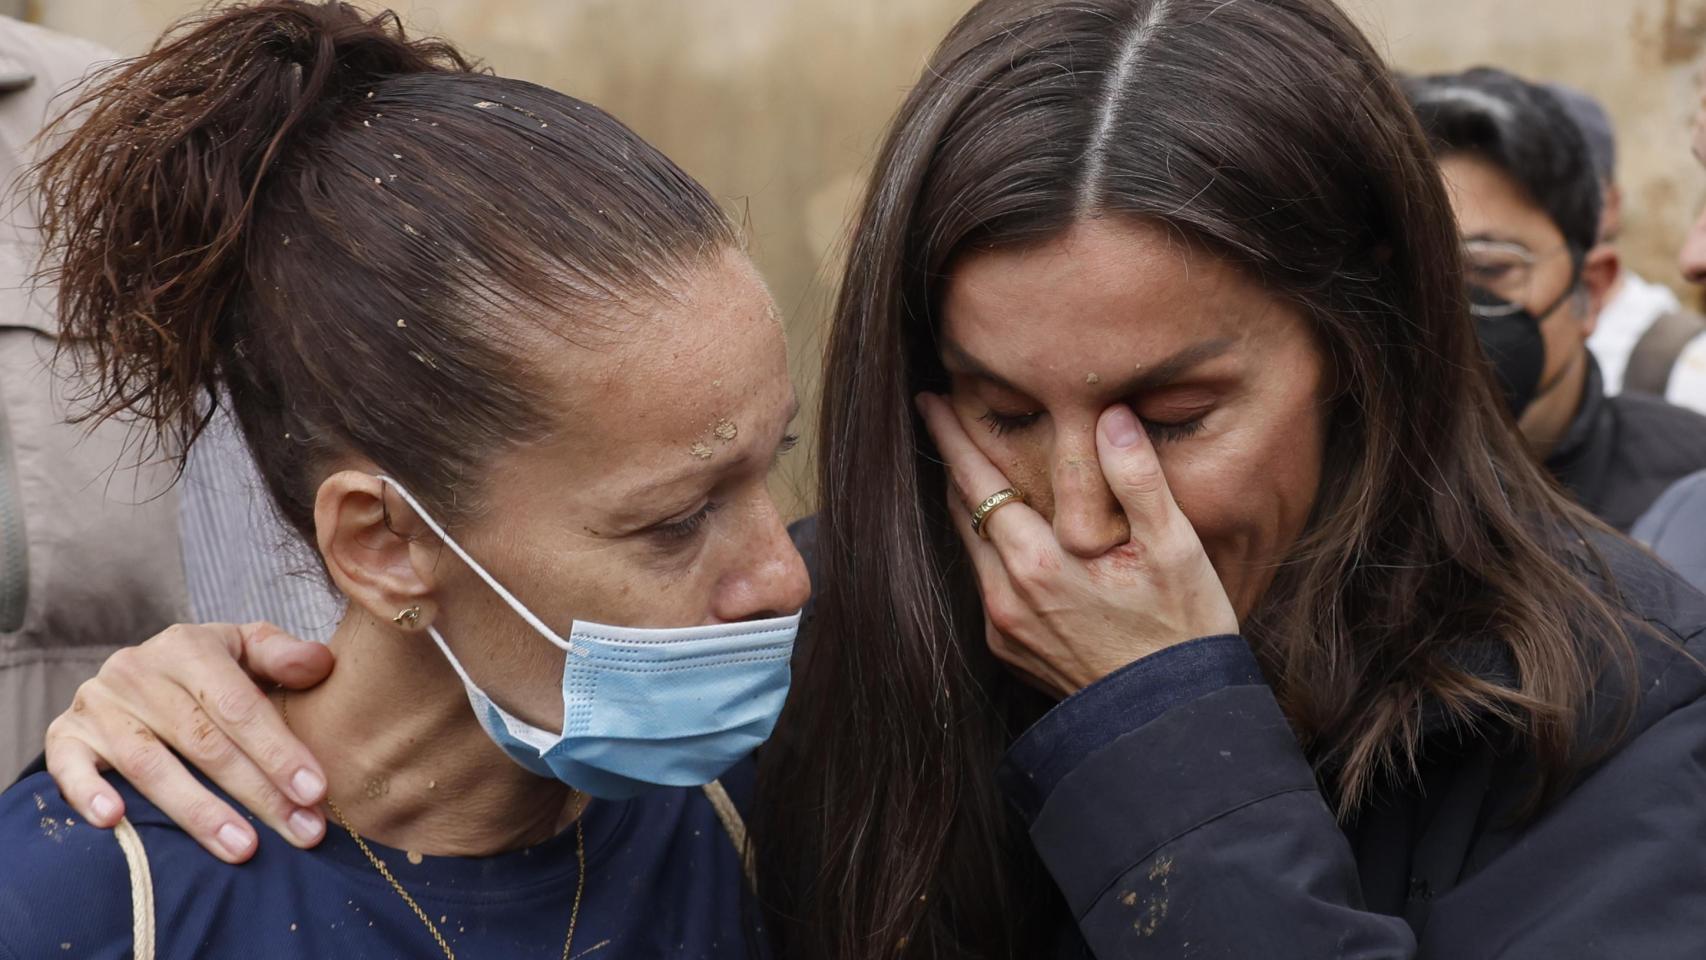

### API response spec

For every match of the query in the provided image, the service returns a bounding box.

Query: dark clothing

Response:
[1001,530,1706,958]
[1635,469,1706,592]
[0,762,761,959]
[1546,356,1706,531]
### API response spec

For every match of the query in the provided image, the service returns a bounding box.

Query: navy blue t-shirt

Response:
[0,763,763,959]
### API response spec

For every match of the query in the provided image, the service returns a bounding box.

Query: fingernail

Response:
[290,768,325,804]
[91,793,118,824]
[1102,406,1142,448]
[216,822,255,858]
[288,808,323,843]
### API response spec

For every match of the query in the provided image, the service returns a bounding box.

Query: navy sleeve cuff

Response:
[999,634,1263,823]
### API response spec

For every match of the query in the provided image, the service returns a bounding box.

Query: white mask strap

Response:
[378,476,576,654]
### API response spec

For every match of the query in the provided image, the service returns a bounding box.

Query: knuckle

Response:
[43,713,82,750]
[248,780,290,819]
[153,624,197,655]
[254,738,294,778]
[1122,464,1167,501]
[212,684,265,728]
[119,739,167,784]
[983,596,1021,635]
[178,709,235,766]
[183,797,230,838]
[1008,545,1057,587]
[101,646,141,682]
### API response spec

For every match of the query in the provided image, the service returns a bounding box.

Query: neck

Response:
[279,610,581,856]
[1521,347,1591,460]
[1606,267,1628,301]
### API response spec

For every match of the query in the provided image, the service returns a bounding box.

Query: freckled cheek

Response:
[1164,434,1321,617]
[975,435,1056,518]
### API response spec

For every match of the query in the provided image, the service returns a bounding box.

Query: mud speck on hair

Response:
[396,318,407,328]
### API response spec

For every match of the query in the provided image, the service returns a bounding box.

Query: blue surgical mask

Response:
[381,477,800,800]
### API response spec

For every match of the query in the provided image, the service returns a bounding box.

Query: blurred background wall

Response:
[21,0,1706,516]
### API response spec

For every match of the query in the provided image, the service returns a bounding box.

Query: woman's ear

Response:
[314,471,437,630]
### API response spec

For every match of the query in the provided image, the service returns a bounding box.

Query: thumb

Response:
[1096,405,1177,537]
[236,621,335,689]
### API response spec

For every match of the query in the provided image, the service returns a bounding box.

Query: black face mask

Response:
[1471,284,1548,419]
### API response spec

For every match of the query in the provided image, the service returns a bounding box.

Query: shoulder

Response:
[1605,390,1706,462]
[0,772,135,957]
[1633,470,1706,592]
[1578,526,1706,643]
[1571,528,1706,742]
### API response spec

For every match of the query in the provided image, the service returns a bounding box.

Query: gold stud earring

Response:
[392,605,422,628]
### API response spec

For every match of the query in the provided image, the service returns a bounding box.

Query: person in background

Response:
[1633,64,1706,593]
[0,15,341,780]
[1550,84,1706,411]
[1406,67,1706,532]
[0,17,194,780]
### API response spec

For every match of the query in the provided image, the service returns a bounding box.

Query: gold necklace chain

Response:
[282,694,586,960]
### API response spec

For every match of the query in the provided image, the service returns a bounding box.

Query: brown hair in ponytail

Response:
[36,0,734,544]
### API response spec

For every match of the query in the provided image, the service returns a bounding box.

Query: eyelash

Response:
[976,410,1207,443]
[649,433,801,546]
[653,500,721,543]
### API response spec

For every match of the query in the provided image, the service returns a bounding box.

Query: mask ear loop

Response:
[377,477,582,657]
[1531,253,1586,324]
[1526,253,1591,402]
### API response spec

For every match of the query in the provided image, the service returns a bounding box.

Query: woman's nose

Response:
[714,509,812,622]
[1050,443,1129,559]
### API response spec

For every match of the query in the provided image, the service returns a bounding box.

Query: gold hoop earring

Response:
[392,606,422,628]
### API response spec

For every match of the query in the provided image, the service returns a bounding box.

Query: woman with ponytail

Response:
[0,2,807,956]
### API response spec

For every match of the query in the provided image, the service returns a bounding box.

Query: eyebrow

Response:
[940,337,1236,398]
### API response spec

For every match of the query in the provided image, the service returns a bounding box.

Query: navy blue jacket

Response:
[1001,530,1706,958]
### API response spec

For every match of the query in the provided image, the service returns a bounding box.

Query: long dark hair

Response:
[755,0,1635,956]
[37,0,733,543]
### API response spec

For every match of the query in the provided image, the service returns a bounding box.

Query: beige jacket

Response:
[0,18,189,780]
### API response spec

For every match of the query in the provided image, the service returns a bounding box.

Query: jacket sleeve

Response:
[1000,635,1418,958]
[1002,634,1706,959]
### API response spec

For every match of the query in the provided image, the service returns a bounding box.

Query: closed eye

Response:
[977,409,1208,443]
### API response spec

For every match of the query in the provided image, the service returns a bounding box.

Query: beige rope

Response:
[700,780,756,890]
[114,817,156,960]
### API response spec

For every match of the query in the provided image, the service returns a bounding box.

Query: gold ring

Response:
[970,488,1025,540]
